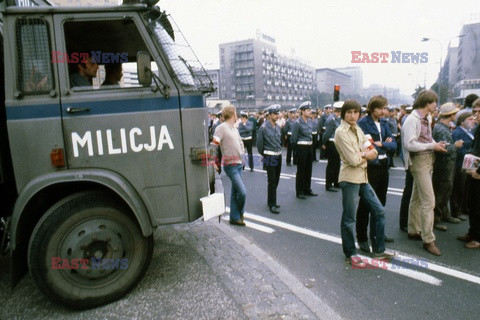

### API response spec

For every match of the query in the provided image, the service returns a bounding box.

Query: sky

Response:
[160,0,480,97]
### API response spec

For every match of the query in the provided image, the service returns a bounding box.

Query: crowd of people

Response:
[208,91,480,266]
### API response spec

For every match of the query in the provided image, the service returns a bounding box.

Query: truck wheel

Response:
[28,190,153,309]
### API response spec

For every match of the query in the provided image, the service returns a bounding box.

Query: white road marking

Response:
[224,208,275,234]
[241,212,480,286]
[253,170,405,196]
[357,254,442,286]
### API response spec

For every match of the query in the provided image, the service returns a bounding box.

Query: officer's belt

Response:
[287,132,292,135]
[241,136,252,140]
[264,150,282,156]
[378,154,388,160]
[297,141,313,145]
[328,138,335,142]
[311,131,318,134]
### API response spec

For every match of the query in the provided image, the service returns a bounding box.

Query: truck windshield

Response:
[149,14,213,93]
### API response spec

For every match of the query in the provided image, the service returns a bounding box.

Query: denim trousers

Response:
[223,164,246,221]
[340,181,386,258]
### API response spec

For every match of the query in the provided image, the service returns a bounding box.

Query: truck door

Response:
[4,15,63,192]
[53,13,189,224]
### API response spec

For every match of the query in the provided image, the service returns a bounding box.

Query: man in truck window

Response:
[101,63,123,88]
[70,54,99,88]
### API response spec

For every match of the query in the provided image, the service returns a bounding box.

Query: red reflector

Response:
[50,148,65,168]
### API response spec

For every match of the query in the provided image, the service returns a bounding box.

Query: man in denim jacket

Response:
[356,95,397,253]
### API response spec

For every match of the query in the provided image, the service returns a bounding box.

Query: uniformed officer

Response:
[319,104,332,159]
[323,102,342,192]
[257,104,283,213]
[238,111,254,171]
[211,111,224,173]
[311,109,319,162]
[291,101,317,199]
[282,108,297,166]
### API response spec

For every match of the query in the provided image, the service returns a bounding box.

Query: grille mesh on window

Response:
[149,13,214,93]
[16,18,54,94]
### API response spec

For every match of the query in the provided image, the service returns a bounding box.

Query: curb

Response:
[216,222,342,320]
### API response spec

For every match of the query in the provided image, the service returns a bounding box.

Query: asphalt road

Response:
[226,150,480,320]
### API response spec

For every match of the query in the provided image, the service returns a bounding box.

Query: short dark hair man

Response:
[334,99,396,267]
[70,54,99,88]
[356,95,397,252]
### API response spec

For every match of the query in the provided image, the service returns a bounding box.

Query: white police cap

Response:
[265,104,281,114]
[298,101,312,110]
[333,101,344,110]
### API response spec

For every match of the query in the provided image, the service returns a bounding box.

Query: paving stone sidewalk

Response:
[174,219,342,320]
[0,218,341,320]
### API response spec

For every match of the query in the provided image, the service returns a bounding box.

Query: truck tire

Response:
[28,190,153,309]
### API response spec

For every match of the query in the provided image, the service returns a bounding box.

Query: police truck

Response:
[0,0,219,309]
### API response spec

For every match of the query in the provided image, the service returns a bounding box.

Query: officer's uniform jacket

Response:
[322,114,341,145]
[238,120,254,140]
[291,117,313,144]
[257,120,282,156]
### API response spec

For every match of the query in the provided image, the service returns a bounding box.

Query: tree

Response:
[412,85,426,100]
[430,82,449,105]
[310,91,333,108]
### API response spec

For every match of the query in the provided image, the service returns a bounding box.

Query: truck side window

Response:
[16,18,54,94]
[64,19,157,91]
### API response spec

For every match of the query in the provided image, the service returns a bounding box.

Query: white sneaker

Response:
[372,249,397,259]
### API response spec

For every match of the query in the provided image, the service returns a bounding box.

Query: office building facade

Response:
[315,68,351,96]
[219,35,315,110]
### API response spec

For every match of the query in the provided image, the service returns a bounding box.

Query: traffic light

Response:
[333,85,340,102]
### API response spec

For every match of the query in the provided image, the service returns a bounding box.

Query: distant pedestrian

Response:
[212,105,246,226]
[334,99,396,267]
[456,93,479,119]
[451,112,474,221]
[458,98,480,248]
[257,105,283,214]
[238,112,254,171]
[311,109,319,162]
[283,108,297,166]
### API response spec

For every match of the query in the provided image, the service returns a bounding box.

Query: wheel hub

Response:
[59,218,129,279]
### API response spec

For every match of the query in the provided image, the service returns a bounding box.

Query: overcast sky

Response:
[161,0,480,97]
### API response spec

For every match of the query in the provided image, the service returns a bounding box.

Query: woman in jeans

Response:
[212,105,247,226]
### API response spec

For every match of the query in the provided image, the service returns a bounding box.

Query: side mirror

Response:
[137,51,152,87]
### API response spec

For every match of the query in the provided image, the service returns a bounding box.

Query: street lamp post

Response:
[421,35,465,85]
[421,37,443,82]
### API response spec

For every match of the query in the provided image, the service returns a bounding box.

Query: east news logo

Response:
[351,51,428,63]
[51,257,128,270]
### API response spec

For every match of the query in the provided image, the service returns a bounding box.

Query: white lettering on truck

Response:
[72,126,174,157]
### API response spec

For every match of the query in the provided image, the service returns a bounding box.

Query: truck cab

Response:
[0,0,218,309]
